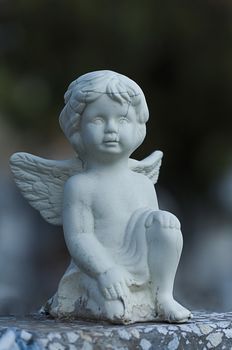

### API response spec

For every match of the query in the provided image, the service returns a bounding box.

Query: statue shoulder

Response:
[64,172,95,202]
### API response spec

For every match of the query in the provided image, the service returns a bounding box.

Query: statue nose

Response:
[105,119,118,133]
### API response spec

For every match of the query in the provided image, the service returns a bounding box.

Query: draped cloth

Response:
[116,207,154,286]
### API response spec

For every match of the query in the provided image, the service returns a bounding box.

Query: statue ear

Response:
[136,124,146,147]
[70,132,85,155]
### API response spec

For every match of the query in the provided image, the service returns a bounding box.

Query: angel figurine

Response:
[10,70,192,324]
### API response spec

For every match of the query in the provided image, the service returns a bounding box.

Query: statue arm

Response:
[62,176,115,278]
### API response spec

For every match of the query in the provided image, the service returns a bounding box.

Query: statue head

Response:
[59,70,149,155]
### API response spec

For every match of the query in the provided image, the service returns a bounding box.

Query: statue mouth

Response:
[103,137,119,143]
[103,141,119,146]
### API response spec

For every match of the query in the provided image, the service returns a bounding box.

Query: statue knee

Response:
[146,210,182,248]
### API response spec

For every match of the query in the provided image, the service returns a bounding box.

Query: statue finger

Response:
[145,213,154,228]
[151,211,165,227]
[115,282,124,298]
[174,218,181,229]
[108,286,118,300]
[120,281,129,296]
[169,215,180,229]
[103,288,112,300]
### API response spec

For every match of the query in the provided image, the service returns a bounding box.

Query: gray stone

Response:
[0,312,232,349]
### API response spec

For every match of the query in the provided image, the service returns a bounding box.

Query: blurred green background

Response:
[1,0,232,314]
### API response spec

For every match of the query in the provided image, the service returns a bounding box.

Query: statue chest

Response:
[92,181,150,218]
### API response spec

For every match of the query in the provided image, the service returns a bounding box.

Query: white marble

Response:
[10,70,191,324]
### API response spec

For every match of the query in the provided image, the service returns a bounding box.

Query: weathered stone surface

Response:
[0,312,232,349]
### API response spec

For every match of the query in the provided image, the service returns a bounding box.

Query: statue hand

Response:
[145,210,181,230]
[97,267,134,300]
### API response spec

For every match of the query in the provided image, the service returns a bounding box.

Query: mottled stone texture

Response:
[0,312,232,349]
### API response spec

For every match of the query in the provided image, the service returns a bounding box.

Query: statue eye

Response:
[119,117,130,124]
[92,117,104,124]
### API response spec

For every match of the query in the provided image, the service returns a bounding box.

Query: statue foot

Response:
[156,297,192,323]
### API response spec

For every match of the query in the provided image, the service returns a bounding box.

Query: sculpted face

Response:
[79,94,146,160]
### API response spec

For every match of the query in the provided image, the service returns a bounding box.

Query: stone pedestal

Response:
[0,312,232,349]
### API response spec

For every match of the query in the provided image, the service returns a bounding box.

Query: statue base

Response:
[0,312,232,349]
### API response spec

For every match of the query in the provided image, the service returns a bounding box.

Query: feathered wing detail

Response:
[9,152,84,225]
[129,150,163,184]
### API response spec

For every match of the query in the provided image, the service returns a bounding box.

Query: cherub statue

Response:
[10,70,192,324]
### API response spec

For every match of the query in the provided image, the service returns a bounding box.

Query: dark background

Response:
[1,0,232,315]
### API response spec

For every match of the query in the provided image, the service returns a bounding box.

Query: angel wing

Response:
[129,150,163,184]
[10,152,84,226]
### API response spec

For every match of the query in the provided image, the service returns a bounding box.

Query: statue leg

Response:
[145,210,192,323]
